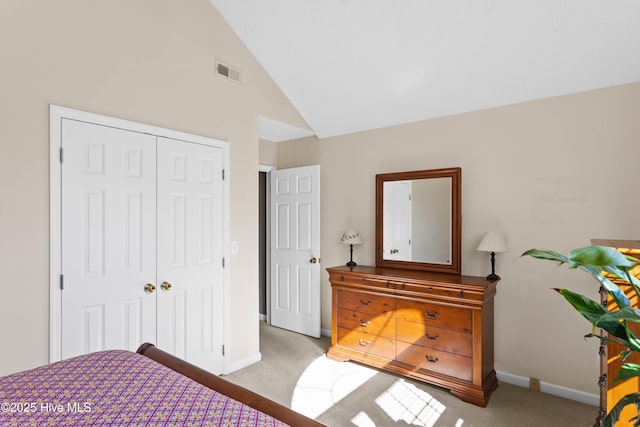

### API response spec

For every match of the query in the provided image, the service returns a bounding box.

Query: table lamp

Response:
[477,231,508,281]
[340,230,362,267]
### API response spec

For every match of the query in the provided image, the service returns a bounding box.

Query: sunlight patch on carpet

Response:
[291,355,378,418]
[375,379,446,426]
[351,411,376,426]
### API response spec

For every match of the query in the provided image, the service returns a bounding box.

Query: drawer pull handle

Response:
[425,355,439,364]
[360,299,371,306]
[359,320,371,327]
[424,311,439,319]
[425,333,439,341]
[359,338,371,347]
[427,287,433,291]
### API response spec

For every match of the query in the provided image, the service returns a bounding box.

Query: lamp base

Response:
[346,243,357,267]
[486,273,500,281]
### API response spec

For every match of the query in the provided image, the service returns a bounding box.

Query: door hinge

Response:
[59,147,64,163]
[222,345,225,356]
[222,169,225,180]
[222,257,225,268]
[60,274,64,290]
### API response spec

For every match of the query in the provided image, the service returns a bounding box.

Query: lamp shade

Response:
[340,230,362,245]
[477,232,508,253]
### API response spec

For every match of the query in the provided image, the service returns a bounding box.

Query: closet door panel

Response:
[156,137,224,374]
[60,119,157,359]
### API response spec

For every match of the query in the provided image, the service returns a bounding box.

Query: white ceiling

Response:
[212,1,640,139]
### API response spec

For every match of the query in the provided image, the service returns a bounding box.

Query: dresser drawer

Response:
[396,321,472,357]
[337,308,396,339]
[396,300,471,332]
[337,290,395,316]
[400,282,465,300]
[397,341,472,381]
[336,328,396,359]
[330,271,399,290]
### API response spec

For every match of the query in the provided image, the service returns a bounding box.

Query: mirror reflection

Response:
[375,167,461,274]
[383,178,452,264]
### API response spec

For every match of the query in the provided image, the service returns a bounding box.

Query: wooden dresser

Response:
[592,239,640,426]
[326,265,499,406]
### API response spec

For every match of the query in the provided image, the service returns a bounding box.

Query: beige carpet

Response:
[223,322,596,427]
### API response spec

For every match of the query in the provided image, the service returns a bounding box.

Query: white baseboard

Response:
[321,328,332,338]
[496,370,599,407]
[224,352,262,375]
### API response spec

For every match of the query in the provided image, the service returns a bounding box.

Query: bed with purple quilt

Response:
[0,343,325,426]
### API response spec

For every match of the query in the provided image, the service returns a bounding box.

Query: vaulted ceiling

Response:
[211,1,640,140]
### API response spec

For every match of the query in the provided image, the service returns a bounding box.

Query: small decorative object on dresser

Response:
[477,231,509,281]
[340,229,362,266]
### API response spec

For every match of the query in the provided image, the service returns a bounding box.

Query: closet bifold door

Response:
[155,137,224,374]
[60,119,225,375]
[60,119,158,359]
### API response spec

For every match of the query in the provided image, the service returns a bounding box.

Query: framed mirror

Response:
[375,167,461,274]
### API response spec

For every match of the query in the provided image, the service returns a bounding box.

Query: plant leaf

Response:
[555,288,606,323]
[575,264,630,308]
[598,306,640,323]
[601,392,640,427]
[624,322,640,353]
[585,333,634,349]
[568,246,636,269]
[556,290,627,338]
[522,247,633,308]
[614,363,640,384]
[521,249,568,263]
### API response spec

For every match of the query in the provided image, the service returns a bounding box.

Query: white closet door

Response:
[60,119,157,359]
[156,137,224,374]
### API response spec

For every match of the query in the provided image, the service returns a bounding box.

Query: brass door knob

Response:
[160,281,172,291]
[144,283,156,293]
[309,257,317,264]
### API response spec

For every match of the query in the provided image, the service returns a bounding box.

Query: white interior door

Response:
[270,165,321,338]
[59,118,225,374]
[156,137,224,373]
[60,119,157,358]
[383,180,412,260]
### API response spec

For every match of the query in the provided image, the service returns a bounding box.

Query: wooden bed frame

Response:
[137,343,326,427]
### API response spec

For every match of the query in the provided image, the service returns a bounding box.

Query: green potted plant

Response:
[522,245,640,427]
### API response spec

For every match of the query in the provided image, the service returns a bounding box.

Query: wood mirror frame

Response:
[375,167,461,274]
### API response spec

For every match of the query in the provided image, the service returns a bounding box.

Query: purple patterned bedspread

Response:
[0,350,289,426]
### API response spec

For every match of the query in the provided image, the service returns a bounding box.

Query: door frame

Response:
[49,105,230,365]
[258,165,275,325]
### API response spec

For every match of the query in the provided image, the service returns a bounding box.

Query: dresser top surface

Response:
[327,265,497,289]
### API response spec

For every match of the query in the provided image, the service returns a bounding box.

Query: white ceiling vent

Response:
[216,60,241,84]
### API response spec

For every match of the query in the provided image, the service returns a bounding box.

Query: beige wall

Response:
[277,81,640,394]
[0,0,309,376]
[259,139,279,167]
